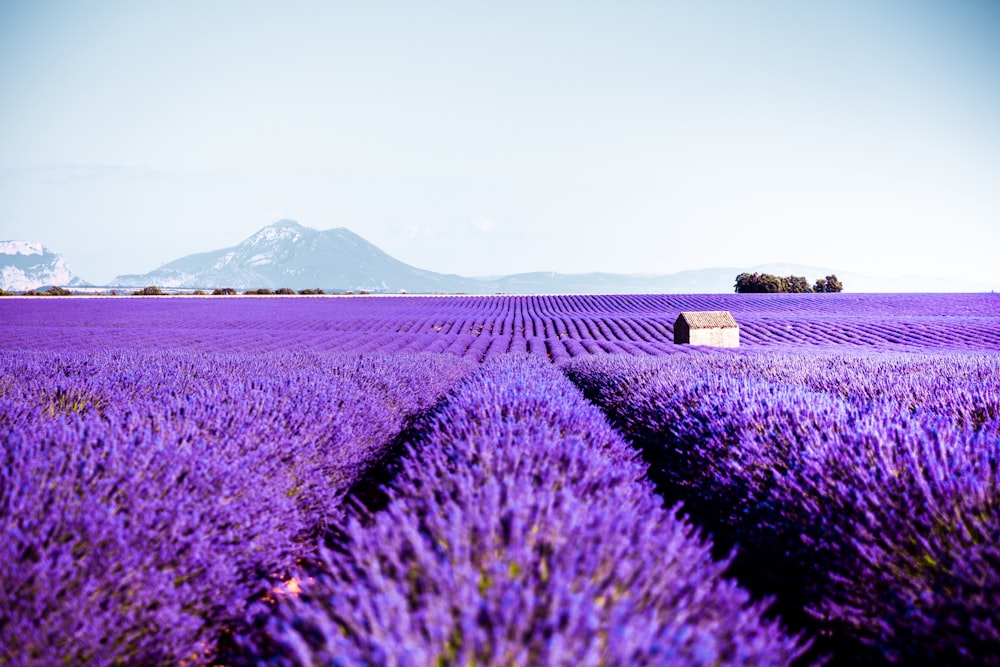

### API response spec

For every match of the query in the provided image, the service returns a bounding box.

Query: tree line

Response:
[735,272,843,294]
[2,286,334,296]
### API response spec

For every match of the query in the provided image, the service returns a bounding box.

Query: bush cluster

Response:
[735,272,843,293]
[22,286,73,296]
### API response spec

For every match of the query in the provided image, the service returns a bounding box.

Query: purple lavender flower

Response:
[263,355,808,666]
[1,349,472,666]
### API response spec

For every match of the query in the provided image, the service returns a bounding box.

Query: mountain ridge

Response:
[112,220,480,293]
[7,220,992,294]
[112,220,994,294]
[0,241,89,291]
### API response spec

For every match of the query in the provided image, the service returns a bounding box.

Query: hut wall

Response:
[688,326,740,348]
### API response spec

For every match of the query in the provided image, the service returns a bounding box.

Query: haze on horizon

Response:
[1,0,998,289]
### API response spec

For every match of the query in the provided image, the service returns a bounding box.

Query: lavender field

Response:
[2,293,999,666]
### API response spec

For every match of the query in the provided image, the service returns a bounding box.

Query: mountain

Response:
[110,220,995,294]
[485,269,738,294]
[482,266,995,294]
[112,220,744,293]
[112,220,480,292]
[0,241,89,291]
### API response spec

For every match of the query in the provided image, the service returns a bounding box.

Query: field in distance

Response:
[3,292,999,356]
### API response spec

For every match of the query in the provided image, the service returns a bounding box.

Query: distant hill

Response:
[109,220,994,294]
[110,221,749,293]
[0,241,89,291]
[485,269,740,294]
[112,220,479,293]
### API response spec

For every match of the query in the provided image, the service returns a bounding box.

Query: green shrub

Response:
[814,275,843,293]
[735,273,844,294]
[26,286,73,296]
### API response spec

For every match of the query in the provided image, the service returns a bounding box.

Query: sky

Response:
[1,0,998,287]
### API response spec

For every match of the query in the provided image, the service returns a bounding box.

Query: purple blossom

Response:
[262,355,808,666]
[1,349,472,666]
[566,350,1000,665]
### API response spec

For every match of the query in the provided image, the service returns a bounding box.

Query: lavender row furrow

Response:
[255,355,809,666]
[0,350,473,667]
[564,351,1000,665]
[5,293,1000,357]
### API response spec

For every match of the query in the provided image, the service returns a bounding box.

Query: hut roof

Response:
[676,311,739,329]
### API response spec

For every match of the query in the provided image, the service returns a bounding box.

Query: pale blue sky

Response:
[1,0,998,286]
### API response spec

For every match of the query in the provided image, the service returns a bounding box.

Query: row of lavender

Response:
[2,349,813,666]
[0,349,473,665]
[4,292,999,358]
[565,350,1000,665]
[239,355,808,666]
[4,294,999,665]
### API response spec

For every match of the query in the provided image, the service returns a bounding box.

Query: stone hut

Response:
[673,311,740,347]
